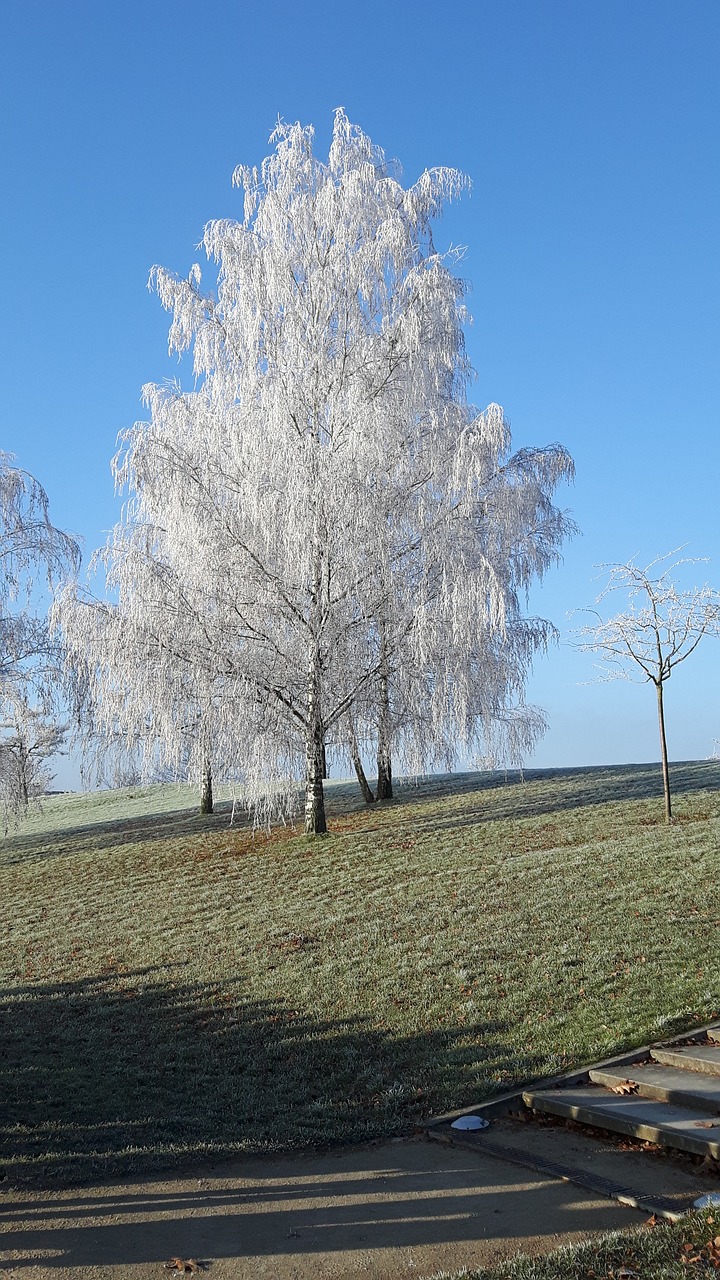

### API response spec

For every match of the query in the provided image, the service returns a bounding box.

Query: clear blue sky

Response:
[2,0,719,787]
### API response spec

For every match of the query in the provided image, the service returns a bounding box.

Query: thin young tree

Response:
[577,551,720,822]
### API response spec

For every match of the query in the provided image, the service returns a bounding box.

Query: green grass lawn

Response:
[1,760,719,1188]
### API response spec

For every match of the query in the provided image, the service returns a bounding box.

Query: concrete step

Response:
[432,1113,710,1219]
[590,1062,720,1113]
[522,1083,720,1159]
[652,1044,720,1076]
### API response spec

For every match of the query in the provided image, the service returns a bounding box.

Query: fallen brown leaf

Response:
[611,1080,639,1095]
[707,1237,720,1268]
[681,1241,704,1265]
[164,1261,201,1275]
[694,1120,720,1128]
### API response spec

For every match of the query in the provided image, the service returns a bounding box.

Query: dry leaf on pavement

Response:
[610,1080,638,1095]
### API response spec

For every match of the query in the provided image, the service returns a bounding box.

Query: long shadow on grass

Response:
[0,804,243,867]
[0,969,540,1191]
[5,763,718,870]
[384,760,720,835]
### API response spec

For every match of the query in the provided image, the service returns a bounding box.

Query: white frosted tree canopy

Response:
[57,111,575,833]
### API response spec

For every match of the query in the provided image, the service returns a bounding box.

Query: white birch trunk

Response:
[347,715,376,805]
[304,644,327,835]
[200,755,213,815]
[376,637,393,801]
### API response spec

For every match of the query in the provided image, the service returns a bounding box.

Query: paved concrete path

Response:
[0,1137,645,1279]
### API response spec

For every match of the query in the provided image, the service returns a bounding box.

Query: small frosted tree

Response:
[577,551,720,822]
[0,697,67,823]
[0,453,78,822]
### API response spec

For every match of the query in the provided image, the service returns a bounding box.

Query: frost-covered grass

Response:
[428,1207,720,1278]
[2,760,720,1188]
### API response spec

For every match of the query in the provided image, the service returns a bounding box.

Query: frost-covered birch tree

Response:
[58,112,573,834]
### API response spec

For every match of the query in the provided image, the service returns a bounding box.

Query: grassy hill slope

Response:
[1,761,719,1187]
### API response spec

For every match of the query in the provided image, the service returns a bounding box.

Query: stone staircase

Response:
[523,1028,720,1163]
[427,1024,720,1218]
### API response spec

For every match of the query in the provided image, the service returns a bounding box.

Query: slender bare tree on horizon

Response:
[577,550,720,823]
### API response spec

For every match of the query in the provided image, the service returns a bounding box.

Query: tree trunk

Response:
[348,718,376,804]
[656,680,672,823]
[377,748,393,800]
[200,756,213,815]
[305,718,327,834]
[18,743,29,808]
[305,648,327,836]
[321,739,328,779]
[376,666,393,801]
